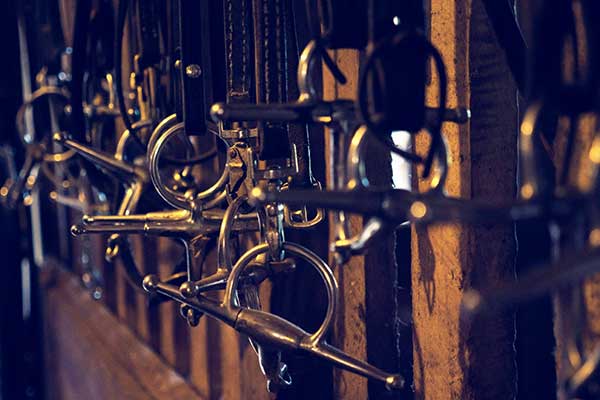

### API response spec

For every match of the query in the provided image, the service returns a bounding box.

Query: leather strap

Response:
[69,0,92,141]
[253,0,292,161]
[224,0,255,105]
[222,0,314,185]
[286,1,315,187]
[88,1,115,72]
[135,0,161,68]
[178,0,213,135]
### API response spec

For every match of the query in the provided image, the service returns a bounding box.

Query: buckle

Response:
[280,180,324,228]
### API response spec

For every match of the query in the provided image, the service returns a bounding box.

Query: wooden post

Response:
[133,235,160,350]
[44,270,203,400]
[323,49,368,400]
[411,0,518,398]
[157,237,191,375]
[323,48,399,398]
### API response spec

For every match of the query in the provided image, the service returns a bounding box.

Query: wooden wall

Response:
[41,1,522,399]
[411,0,518,398]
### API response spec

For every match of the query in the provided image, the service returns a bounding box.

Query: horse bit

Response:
[7,0,600,397]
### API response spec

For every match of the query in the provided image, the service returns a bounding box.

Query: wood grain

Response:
[322,48,369,400]
[411,0,518,398]
[44,268,203,400]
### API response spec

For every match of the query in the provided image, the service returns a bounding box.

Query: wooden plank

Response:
[188,318,212,398]
[362,93,400,399]
[189,245,218,398]
[114,248,137,329]
[44,268,204,400]
[323,49,369,400]
[157,237,191,375]
[215,324,243,400]
[186,143,234,398]
[133,235,161,350]
[94,234,118,312]
[157,238,177,368]
[411,0,518,398]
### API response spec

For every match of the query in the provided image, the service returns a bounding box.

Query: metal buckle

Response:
[280,180,324,228]
[217,120,259,143]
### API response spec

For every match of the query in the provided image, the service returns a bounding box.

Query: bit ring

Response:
[224,241,338,346]
[148,121,229,210]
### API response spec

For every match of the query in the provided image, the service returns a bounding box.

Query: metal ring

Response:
[16,86,70,145]
[15,86,75,165]
[42,148,75,163]
[116,119,154,161]
[518,101,544,200]
[146,114,205,162]
[149,122,191,209]
[148,122,229,210]
[347,124,448,193]
[217,196,250,272]
[146,113,178,158]
[346,125,370,189]
[224,241,338,346]
[297,40,319,103]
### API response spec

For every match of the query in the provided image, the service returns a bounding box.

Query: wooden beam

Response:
[323,49,369,400]
[133,235,160,350]
[411,0,518,398]
[43,268,203,400]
